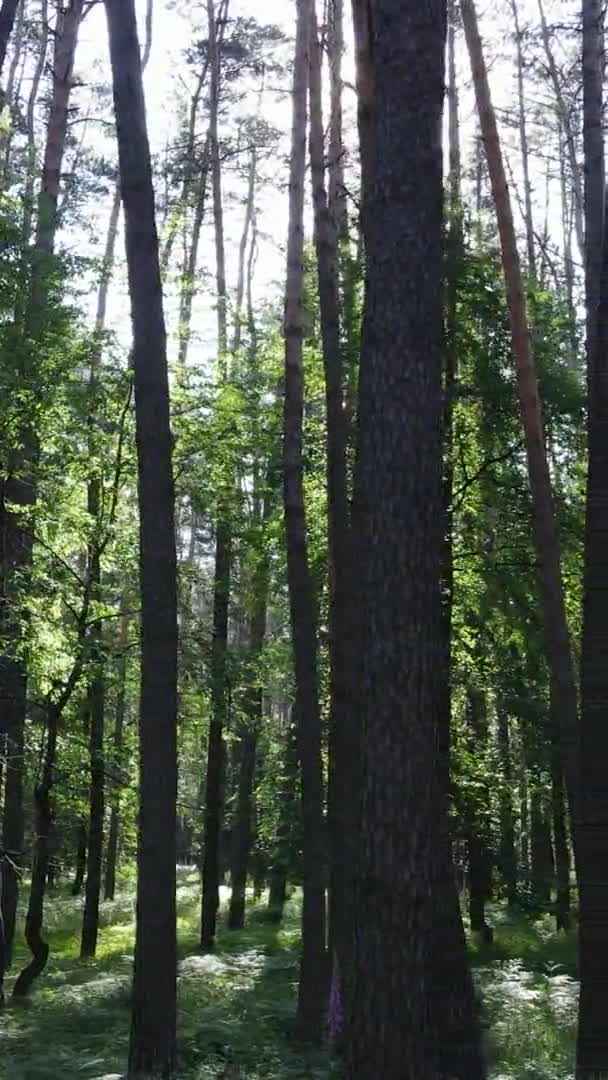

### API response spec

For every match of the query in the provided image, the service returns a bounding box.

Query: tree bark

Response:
[104,1,178,1076]
[200,0,232,956]
[283,0,327,1044]
[348,3,483,1077]
[577,1,608,1073]
[267,710,298,923]
[461,0,579,836]
[308,0,353,1025]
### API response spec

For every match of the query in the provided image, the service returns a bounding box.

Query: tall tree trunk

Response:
[0,0,20,83]
[0,0,83,991]
[536,0,584,257]
[104,605,129,902]
[577,0,608,1073]
[497,710,517,906]
[461,0,579,836]
[308,0,353,1023]
[20,0,49,249]
[104,1,178,1076]
[550,695,570,931]
[348,2,483,1076]
[267,708,298,922]
[283,0,327,1044]
[176,135,210,370]
[71,819,87,896]
[510,0,536,278]
[227,185,266,933]
[200,0,232,956]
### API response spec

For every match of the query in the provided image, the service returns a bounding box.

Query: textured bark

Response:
[20,0,49,249]
[461,0,578,833]
[104,0,178,1075]
[578,1,608,1073]
[349,3,482,1077]
[0,0,20,81]
[283,0,327,1044]
[308,0,353,1023]
[0,0,83,992]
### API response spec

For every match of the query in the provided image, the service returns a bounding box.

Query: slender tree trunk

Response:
[550,698,570,931]
[200,0,232,956]
[20,0,49,249]
[283,0,327,1044]
[461,0,579,836]
[578,1,608,1073]
[466,689,493,941]
[308,0,353,1023]
[12,707,59,997]
[0,0,83,991]
[177,135,210,370]
[71,819,87,896]
[104,606,129,902]
[80,615,105,958]
[0,0,20,84]
[536,0,584,257]
[104,1,178,1075]
[267,709,298,922]
[510,0,536,278]
[497,710,517,906]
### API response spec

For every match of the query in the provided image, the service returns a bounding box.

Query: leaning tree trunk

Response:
[283,0,327,1044]
[104,1,178,1076]
[0,0,83,989]
[577,0,608,1073]
[461,0,579,836]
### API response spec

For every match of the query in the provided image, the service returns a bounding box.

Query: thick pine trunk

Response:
[283,0,327,1043]
[577,1,608,1072]
[461,0,578,837]
[104,1,178,1075]
[348,3,483,1076]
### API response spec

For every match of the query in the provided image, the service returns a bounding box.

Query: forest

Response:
[0,0,605,1077]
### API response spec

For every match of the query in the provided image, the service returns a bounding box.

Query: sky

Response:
[11,0,581,367]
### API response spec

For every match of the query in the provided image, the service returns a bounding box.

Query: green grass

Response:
[1,878,579,1079]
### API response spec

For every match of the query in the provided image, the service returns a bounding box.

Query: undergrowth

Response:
[0,874,578,1079]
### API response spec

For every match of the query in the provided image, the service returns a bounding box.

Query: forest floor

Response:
[1,869,578,1080]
